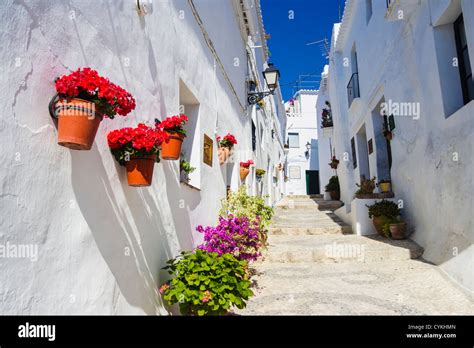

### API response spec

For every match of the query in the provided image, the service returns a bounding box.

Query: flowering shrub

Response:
[107,123,168,165]
[55,67,136,118]
[240,160,254,168]
[219,186,273,248]
[160,249,253,316]
[197,215,262,261]
[156,114,188,136]
[217,133,237,149]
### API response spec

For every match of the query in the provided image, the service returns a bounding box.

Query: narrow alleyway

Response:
[238,196,473,315]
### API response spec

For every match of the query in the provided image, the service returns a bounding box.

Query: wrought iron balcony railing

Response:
[347,72,360,107]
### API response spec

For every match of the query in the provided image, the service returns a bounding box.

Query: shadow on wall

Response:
[71,144,174,314]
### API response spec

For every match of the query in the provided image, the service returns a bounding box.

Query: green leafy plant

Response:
[366,200,400,219]
[219,186,273,247]
[159,250,253,316]
[180,158,196,174]
[255,169,266,177]
[325,176,340,192]
[380,216,400,237]
[355,176,376,196]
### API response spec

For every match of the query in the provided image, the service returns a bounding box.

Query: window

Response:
[347,44,360,107]
[366,0,372,24]
[351,136,357,169]
[454,15,474,105]
[252,121,256,152]
[288,132,299,148]
[289,166,301,179]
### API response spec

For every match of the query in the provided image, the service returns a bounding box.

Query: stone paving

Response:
[237,196,474,315]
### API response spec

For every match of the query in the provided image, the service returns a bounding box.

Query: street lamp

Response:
[248,63,280,105]
[305,141,311,158]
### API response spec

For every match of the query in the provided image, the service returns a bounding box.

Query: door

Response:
[306,170,320,195]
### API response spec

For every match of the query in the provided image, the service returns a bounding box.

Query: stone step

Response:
[275,200,343,211]
[269,225,352,235]
[263,235,423,263]
[285,194,324,199]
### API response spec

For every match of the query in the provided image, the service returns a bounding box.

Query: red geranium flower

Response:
[107,123,168,165]
[218,133,237,149]
[156,114,188,136]
[240,160,254,168]
[55,67,136,119]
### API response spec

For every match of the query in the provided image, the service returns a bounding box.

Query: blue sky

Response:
[260,0,343,101]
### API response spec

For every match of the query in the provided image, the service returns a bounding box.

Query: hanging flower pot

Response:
[108,123,168,187]
[55,98,103,150]
[216,133,237,165]
[51,67,136,150]
[240,160,253,181]
[156,114,188,160]
[126,154,157,186]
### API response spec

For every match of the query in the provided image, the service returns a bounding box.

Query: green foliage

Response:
[255,169,266,177]
[366,200,401,219]
[380,215,400,238]
[160,250,253,316]
[355,176,376,195]
[180,158,196,174]
[219,186,273,247]
[325,176,340,192]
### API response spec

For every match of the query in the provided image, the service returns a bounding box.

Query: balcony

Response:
[347,72,360,108]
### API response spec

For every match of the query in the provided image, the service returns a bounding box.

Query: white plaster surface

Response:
[0,0,285,314]
[322,0,474,291]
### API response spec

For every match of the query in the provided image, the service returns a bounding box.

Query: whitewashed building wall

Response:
[0,0,285,314]
[284,90,319,196]
[324,0,473,291]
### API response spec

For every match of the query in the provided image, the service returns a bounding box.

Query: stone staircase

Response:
[267,195,423,263]
[234,196,474,315]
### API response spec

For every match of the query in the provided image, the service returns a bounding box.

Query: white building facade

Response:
[0,0,285,314]
[284,90,320,196]
[318,0,473,291]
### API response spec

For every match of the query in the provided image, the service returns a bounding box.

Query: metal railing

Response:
[347,72,360,107]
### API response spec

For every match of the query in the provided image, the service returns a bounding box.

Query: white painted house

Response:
[0,0,285,314]
[284,89,320,196]
[318,0,473,291]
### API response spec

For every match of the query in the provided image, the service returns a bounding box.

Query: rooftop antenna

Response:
[306,38,330,59]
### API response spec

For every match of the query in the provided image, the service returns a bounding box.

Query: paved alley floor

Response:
[236,196,474,315]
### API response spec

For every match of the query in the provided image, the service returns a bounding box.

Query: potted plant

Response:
[217,133,237,165]
[321,108,333,128]
[354,176,377,198]
[256,99,265,109]
[325,176,340,200]
[156,114,188,160]
[388,220,407,240]
[240,160,254,181]
[107,123,168,187]
[255,169,266,182]
[383,127,393,141]
[377,179,392,193]
[329,156,339,169]
[52,67,136,150]
[366,200,401,237]
[159,250,253,316]
[180,158,196,183]
[197,215,263,261]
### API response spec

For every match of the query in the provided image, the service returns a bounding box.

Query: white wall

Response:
[0,0,282,314]
[326,0,473,291]
[285,90,319,195]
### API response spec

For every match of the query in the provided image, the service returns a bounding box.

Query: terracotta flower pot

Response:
[372,216,386,237]
[329,190,340,200]
[161,132,185,160]
[240,166,250,181]
[56,98,103,150]
[389,222,407,240]
[125,154,156,187]
[218,146,231,165]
